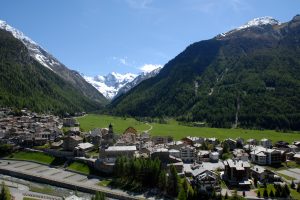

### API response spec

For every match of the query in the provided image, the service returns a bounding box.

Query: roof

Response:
[106,145,137,152]
[224,159,250,169]
[251,165,266,174]
[77,142,94,150]
[69,135,83,141]
[294,154,300,158]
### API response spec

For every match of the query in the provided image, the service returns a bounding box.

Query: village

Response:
[1,108,300,199]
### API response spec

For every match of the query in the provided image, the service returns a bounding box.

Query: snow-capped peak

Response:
[218,16,280,38]
[83,72,138,99]
[0,20,37,45]
[0,19,56,71]
[236,16,280,31]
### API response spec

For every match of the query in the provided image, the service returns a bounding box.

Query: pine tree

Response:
[284,184,290,197]
[158,170,167,192]
[167,165,179,197]
[94,191,105,200]
[225,191,228,199]
[263,188,268,198]
[269,190,274,198]
[0,182,11,200]
[177,187,187,200]
[291,180,296,189]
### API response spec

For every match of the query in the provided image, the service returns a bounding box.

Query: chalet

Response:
[193,169,220,192]
[152,136,173,145]
[63,135,83,151]
[251,148,282,165]
[180,145,196,163]
[250,165,278,183]
[74,142,94,156]
[223,159,251,187]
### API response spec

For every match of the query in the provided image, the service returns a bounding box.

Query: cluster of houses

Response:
[0,108,63,147]
[1,109,300,194]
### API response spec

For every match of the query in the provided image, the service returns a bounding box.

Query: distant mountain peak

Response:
[237,16,280,30]
[218,16,281,37]
[84,67,162,100]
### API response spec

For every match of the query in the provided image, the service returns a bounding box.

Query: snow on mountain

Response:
[84,67,162,100]
[0,19,107,102]
[0,20,57,71]
[84,72,138,99]
[114,66,162,99]
[237,16,280,30]
[219,16,281,37]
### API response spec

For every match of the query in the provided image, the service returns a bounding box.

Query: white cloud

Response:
[139,64,162,73]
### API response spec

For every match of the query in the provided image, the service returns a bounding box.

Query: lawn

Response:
[7,151,55,165]
[77,114,300,143]
[7,151,66,166]
[98,179,112,187]
[67,161,91,175]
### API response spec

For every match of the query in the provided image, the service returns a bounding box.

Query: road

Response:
[0,159,146,200]
[144,123,153,132]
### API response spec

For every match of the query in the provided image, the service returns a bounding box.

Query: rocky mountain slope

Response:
[0,21,107,114]
[110,15,300,130]
[0,20,107,104]
[84,67,162,99]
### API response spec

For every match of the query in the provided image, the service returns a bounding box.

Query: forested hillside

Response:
[111,15,300,130]
[0,29,105,114]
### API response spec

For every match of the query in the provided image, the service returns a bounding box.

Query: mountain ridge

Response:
[110,15,300,130]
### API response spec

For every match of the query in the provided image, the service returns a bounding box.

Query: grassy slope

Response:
[77,114,300,143]
[8,152,55,164]
[67,161,91,175]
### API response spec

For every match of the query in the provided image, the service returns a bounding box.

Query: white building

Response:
[260,138,272,148]
[209,152,219,162]
[180,145,196,163]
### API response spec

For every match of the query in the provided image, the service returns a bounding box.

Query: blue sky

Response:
[0,0,299,76]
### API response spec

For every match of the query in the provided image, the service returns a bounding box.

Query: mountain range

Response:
[83,66,162,99]
[0,20,107,114]
[110,15,300,130]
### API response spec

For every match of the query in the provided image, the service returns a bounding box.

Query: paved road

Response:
[0,159,146,200]
[278,168,300,182]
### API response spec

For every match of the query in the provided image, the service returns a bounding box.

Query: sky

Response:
[0,0,299,76]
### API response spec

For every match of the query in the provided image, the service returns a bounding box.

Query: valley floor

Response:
[77,114,300,143]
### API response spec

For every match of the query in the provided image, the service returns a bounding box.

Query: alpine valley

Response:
[110,15,300,130]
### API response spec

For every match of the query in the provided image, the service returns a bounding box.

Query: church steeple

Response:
[108,123,113,134]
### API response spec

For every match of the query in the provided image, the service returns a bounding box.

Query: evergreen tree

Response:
[94,191,105,200]
[158,170,167,192]
[0,182,11,200]
[263,188,268,198]
[177,187,187,200]
[269,190,274,198]
[291,180,295,189]
[284,184,290,197]
[225,191,228,199]
[167,165,179,197]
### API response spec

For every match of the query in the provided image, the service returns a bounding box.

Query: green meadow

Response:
[76,114,300,143]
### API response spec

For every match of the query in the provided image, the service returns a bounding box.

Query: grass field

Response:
[8,151,55,165]
[7,151,66,166]
[77,114,300,143]
[67,161,91,175]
